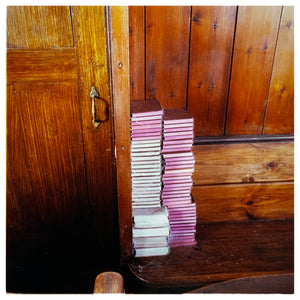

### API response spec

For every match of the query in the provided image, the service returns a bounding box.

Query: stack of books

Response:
[130,99,170,257]
[132,206,170,257]
[162,108,197,247]
[131,99,163,209]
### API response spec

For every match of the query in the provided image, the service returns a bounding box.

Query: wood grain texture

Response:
[109,6,133,260]
[7,49,77,83]
[188,274,293,293]
[7,6,73,49]
[146,6,191,108]
[6,7,121,291]
[192,142,294,185]
[192,182,294,223]
[7,83,89,233]
[71,6,118,253]
[187,6,236,136]
[194,134,294,145]
[264,6,294,134]
[94,272,124,293]
[129,219,293,289]
[6,84,28,235]
[225,6,282,135]
[129,6,145,100]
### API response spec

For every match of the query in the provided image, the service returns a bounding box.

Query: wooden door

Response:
[6,6,118,262]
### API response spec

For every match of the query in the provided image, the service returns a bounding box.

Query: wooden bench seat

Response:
[128,219,293,293]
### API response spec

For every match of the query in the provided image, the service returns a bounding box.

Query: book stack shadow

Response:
[130,99,170,257]
[162,109,197,247]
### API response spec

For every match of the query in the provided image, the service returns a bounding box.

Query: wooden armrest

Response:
[94,272,124,293]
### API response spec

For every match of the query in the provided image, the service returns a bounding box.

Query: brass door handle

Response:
[90,86,101,129]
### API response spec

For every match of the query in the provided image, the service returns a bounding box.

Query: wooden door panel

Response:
[7,49,77,83]
[7,83,89,232]
[187,6,236,136]
[7,84,32,234]
[71,6,118,248]
[7,6,73,49]
[225,6,282,135]
[264,6,294,134]
[7,6,118,255]
[146,6,191,108]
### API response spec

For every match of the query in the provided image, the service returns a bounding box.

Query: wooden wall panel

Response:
[7,6,73,49]
[7,49,77,83]
[192,142,293,185]
[264,6,294,134]
[145,6,191,108]
[129,6,145,100]
[187,6,236,136]
[128,6,293,136]
[193,182,294,223]
[7,83,89,232]
[225,6,282,135]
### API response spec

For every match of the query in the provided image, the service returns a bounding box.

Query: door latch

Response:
[90,86,101,129]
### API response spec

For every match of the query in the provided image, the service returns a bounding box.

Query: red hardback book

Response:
[131,99,163,117]
[163,108,194,124]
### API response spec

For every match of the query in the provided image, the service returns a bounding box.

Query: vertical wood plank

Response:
[7,83,89,233]
[6,84,29,235]
[7,6,73,49]
[187,6,236,136]
[71,7,119,254]
[129,6,145,100]
[263,6,294,134]
[109,6,133,260]
[146,6,191,108]
[225,6,282,135]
